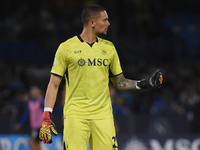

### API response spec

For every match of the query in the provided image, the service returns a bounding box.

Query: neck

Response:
[80,28,97,44]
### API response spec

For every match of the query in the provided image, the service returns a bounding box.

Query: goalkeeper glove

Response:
[39,111,58,144]
[136,69,163,89]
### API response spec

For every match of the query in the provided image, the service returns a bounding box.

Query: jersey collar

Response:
[77,35,98,47]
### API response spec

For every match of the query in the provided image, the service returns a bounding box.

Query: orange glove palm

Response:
[39,111,58,144]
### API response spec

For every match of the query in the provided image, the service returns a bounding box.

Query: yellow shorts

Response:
[63,117,118,150]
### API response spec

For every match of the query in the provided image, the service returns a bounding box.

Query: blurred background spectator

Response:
[14,85,44,150]
[1,0,200,148]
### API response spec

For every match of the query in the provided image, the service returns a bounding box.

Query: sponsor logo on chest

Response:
[77,58,108,67]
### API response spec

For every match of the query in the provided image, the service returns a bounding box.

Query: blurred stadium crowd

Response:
[1,0,200,133]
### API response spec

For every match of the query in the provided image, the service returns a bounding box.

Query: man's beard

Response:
[97,31,108,38]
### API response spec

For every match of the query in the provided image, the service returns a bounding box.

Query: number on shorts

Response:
[112,136,118,148]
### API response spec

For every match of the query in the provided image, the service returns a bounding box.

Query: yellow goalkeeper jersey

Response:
[51,35,122,119]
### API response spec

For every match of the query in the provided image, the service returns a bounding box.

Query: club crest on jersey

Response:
[77,58,86,67]
[101,49,107,55]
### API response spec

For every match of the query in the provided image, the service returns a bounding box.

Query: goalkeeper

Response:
[39,5,163,150]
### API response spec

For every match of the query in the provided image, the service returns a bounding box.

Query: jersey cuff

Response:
[109,72,123,78]
[51,73,63,79]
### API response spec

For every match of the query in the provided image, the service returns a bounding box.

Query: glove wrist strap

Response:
[136,79,147,89]
[44,107,53,113]
[42,111,53,121]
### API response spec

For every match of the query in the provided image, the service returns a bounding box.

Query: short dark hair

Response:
[81,5,106,26]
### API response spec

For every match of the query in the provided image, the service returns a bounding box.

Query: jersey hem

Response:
[63,115,113,120]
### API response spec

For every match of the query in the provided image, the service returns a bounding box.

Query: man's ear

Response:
[89,19,95,28]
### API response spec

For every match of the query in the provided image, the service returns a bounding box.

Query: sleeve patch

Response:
[52,58,56,67]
